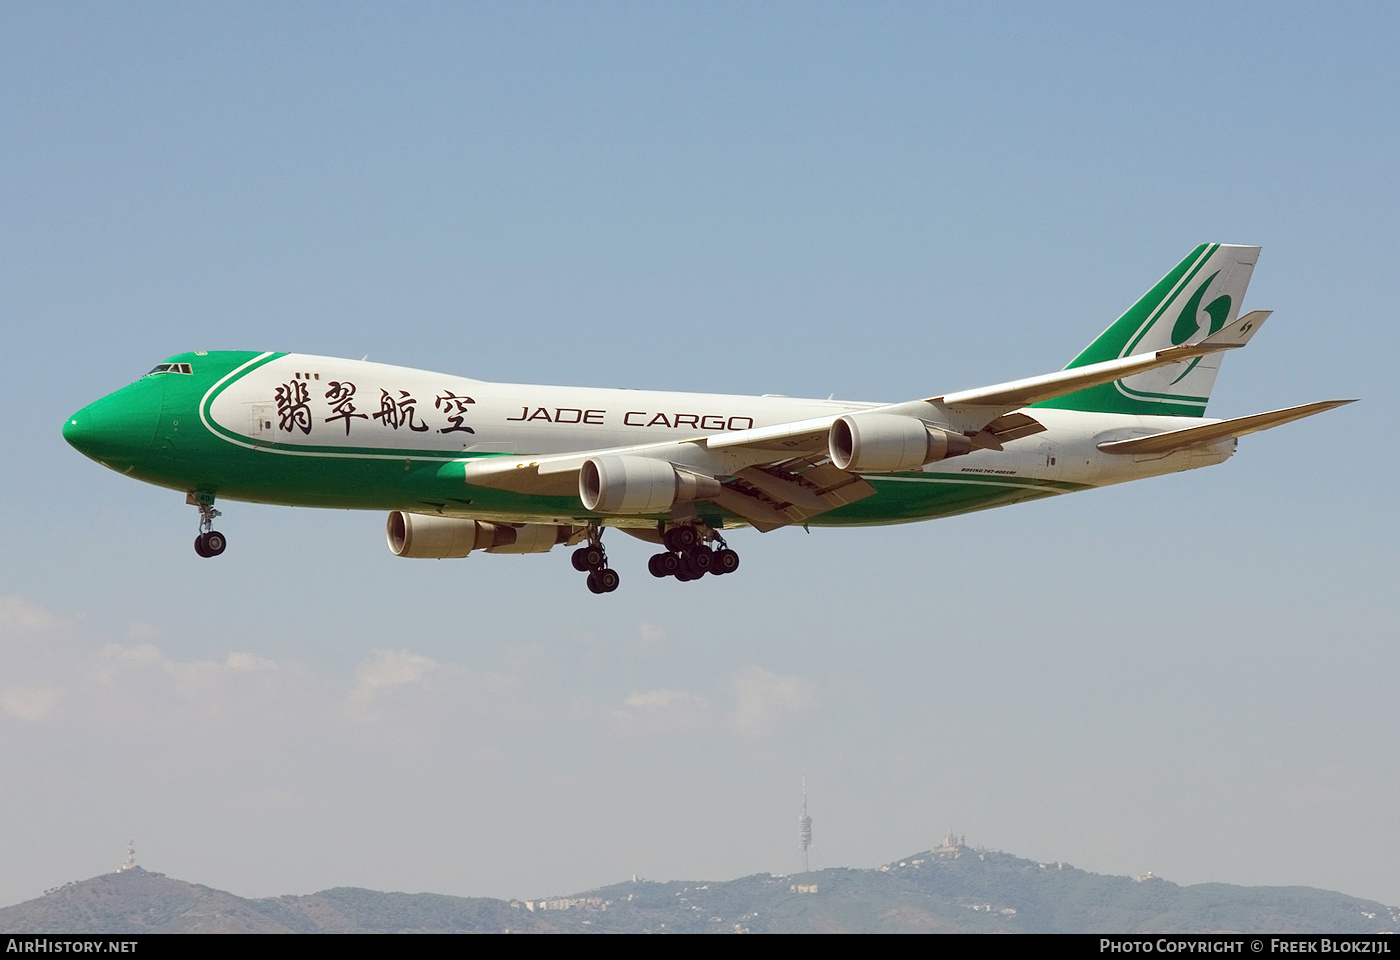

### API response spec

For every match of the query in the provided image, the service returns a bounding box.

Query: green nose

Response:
[63,384,163,465]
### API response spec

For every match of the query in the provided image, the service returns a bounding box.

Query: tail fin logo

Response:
[1170,271,1232,345]
[1034,243,1259,417]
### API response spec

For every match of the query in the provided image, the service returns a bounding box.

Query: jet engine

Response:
[579,455,722,514]
[386,512,570,558]
[828,414,973,472]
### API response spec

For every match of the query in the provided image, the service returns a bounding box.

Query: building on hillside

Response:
[934,830,965,856]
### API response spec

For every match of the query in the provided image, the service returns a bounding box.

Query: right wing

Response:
[457,313,1265,529]
[699,309,1267,456]
[924,309,1269,439]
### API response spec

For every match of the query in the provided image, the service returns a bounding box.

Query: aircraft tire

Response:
[586,571,605,594]
[571,547,592,572]
[648,554,668,578]
[204,531,227,556]
[714,549,740,575]
[660,552,681,575]
[598,568,620,592]
[689,548,713,573]
[664,526,698,552]
[194,534,211,558]
[582,545,606,570]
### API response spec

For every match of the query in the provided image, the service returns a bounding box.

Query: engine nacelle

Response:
[579,455,722,514]
[828,414,973,472]
[386,512,569,558]
[485,523,567,554]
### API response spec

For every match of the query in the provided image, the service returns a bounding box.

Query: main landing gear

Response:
[571,525,620,594]
[648,524,739,583]
[189,494,227,558]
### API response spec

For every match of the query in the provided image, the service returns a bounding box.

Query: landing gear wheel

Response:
[664,526,698,552]
[578,525,618,594]
[648,554,669,578]
[660,552,680,575]
[681,552,708,579]
[714,548,740,575]
[689,548,713,573]
[674,568,695,582]
[191,496,225,558]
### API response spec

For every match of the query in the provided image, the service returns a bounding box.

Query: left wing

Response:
[459,442,877,531]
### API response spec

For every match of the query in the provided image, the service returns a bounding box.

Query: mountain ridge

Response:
[4,848,1396,934]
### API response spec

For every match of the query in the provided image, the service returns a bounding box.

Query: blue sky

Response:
[2,3,1397,908]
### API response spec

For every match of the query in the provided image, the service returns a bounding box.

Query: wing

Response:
[458,313,1264,530]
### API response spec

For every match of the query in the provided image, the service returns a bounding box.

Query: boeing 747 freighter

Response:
[63,244,1351,593]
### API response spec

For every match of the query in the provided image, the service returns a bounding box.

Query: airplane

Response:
[63,243,1352,594]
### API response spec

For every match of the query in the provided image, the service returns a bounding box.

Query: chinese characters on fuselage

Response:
[435,391,476,434]
[277,380,474,439]
[374,389,430,432]
[274,381,313,435]
[324,381,368,436]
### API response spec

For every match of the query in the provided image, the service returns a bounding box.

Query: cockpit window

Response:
[147,363,193,375]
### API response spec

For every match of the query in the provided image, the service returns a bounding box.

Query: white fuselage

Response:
[206,353,1233,507]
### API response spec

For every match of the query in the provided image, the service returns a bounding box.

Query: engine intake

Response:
[828,414,973,472]
[386,512,569,558]
[579,456,722,514]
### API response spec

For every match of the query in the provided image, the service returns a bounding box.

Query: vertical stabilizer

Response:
[1034,243,1260,417]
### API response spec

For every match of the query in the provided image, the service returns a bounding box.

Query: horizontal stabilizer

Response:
[1097,399,1355,456]
[1199,309,1270,348]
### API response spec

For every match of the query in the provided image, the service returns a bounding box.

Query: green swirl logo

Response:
[1170,271,1232,345]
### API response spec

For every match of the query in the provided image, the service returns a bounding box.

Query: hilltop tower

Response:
[117,839,137,872]
[798,776,813,873]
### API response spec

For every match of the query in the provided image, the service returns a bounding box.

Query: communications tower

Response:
[118,839,137,872]
[798,776,813,873]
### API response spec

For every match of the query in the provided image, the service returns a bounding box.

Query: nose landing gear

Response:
[189,492,227,558]
[572,525,620,594]
[648,524,739,583]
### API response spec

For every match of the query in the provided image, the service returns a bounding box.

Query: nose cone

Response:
[63,383,163,467]
[61,411,87,448]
